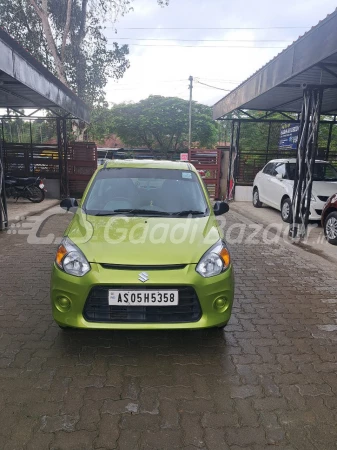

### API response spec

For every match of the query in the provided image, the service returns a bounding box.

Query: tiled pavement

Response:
[7,199,59,224]
[0,209,337,450]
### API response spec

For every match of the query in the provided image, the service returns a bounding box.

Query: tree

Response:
[229,110,301,155]
[87,106,115,143]
[0,0,168,106]
[111,96,218,153]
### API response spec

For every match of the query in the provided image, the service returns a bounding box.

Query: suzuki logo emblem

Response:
[138,272,149,283]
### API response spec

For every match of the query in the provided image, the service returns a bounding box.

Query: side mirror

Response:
[60,198,78,212]
[213,201,229,216]
[276,173,283,180]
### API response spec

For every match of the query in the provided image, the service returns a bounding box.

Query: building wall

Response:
[45,179,60,199]
[235,186,253,202]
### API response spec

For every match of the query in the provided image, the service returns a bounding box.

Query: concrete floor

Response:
[0,207,337,449]
[230,201,337,265]
[6,198,60,225]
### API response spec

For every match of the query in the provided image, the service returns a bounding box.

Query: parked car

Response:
[253,159,337,223]
[51,160,234,331]
[97,158,109,167]
[321,193,337,245]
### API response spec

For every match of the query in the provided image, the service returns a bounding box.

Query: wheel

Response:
[27,186,45,203]
[324,212,337,245]
[281,198,292,223]
[253,188,263,208]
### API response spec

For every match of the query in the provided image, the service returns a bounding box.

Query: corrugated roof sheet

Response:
[213,8,337,117]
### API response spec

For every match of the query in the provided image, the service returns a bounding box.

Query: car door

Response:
[258,162,276,206]
[268,163,288,209]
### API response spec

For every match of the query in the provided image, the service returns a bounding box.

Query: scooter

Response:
[5,175,46,203]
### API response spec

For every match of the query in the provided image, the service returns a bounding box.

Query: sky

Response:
[102,0,337,107]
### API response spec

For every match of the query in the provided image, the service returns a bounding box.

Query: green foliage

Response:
[319,121,337,154]
[235,111,295,152]
[227,111,337,182]
[234,111,337,156]
[0,2,52,68]
[2,118,57,144]
[110,96,218,153]
[0,0,168,106]
[87,106,115,143]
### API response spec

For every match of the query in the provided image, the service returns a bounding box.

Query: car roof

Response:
[99,159,193,171]
[267,158,328,164]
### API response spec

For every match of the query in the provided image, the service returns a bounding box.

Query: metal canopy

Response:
[0,28,91,232]
[213,9,337,119]
[0,28,90,122]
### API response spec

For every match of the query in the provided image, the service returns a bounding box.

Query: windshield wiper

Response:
[113,209,171,216]
[94,209,206,217]
[93,209,169,216]
[93,212,122,216]
[171,210,206,216]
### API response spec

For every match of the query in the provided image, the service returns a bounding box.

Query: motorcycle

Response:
[5,175,46,203]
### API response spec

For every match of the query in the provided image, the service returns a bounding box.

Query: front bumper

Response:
[309,202,324,221]
[51,263,234,329]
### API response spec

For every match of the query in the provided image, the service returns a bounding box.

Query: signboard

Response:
[180,153,189,161]
[279,123,300,150]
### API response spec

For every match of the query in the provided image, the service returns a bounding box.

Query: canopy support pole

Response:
[227,120,240,200]
[290,86,323,241]
[0,134,8,231]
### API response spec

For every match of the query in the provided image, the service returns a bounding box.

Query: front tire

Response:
[281,198,292,223]
[253,188,262,208]
[324,212,337,245]
[27,187,45,203]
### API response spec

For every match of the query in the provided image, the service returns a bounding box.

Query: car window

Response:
[263,163,275,175]
[274,163,286,178]
[287,163,296,180]
[287,162,337,181]
[84,168,208,216]
[314,163,337,181]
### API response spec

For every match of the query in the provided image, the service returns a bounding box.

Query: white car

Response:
[253,159,337,222]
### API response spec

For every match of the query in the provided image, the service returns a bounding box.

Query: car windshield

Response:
[287,162,337,182]
[83,167,208,217]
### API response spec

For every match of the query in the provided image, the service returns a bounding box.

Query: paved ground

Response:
[0,208,337,450]
[230,201,337,265]
[7,198,59,224]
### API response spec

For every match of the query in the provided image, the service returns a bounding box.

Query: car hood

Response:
[65,211,222,265]
[312,181,337,197]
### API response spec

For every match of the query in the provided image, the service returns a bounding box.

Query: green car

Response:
[51,160,234,330]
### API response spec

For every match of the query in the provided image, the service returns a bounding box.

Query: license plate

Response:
[39,183,45,189]
[108,290,179,306]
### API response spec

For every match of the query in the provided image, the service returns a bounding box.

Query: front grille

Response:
[100,264,187,271]
[83,286,202,323]
[318,196,330,203]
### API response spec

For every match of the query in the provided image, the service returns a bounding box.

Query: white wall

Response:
[234,186,253,202]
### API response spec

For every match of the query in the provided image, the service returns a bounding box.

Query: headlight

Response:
[196,240,231,278]
[55,237,90,277]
